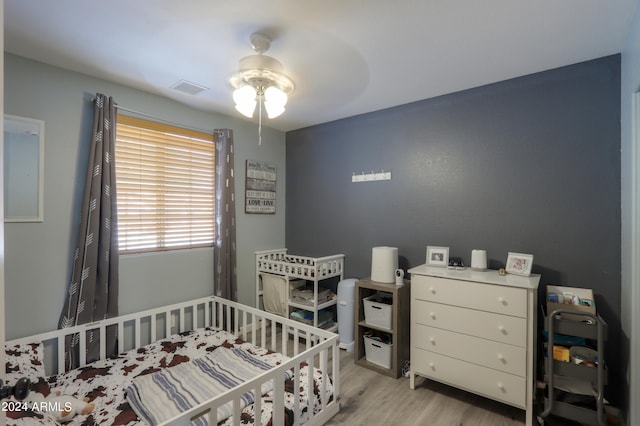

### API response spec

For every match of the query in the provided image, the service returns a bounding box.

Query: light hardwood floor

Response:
[327,349,527,426]
[269,326,588,426]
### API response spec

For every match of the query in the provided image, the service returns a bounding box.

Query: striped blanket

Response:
[125,347,283,425]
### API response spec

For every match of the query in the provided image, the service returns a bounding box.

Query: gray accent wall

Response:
[286,55,622,403]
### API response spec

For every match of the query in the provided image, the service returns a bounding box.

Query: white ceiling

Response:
[5,0,638,132]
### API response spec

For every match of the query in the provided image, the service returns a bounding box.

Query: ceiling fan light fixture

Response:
[264,85,287,105]
[264,103,285,119]
[235,100,257,118]
[229,32,294,122]
[233,85,258,117]
[264,86,287,118]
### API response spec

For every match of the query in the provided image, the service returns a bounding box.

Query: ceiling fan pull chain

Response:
[258,94,263,146]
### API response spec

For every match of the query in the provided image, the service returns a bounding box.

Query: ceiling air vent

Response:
[171,80,209,95]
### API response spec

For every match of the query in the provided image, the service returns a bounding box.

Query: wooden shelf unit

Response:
[354,278,410,379]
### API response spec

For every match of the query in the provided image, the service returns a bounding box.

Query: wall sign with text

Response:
[245,160,277,214]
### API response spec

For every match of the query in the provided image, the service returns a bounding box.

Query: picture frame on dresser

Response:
[426,246,449,267]
[505,252,534,276]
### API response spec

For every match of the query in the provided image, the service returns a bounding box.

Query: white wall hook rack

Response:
[352,170,392,183]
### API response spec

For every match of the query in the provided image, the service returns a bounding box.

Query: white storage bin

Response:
[363,293,392,329]
[363,336,392,369]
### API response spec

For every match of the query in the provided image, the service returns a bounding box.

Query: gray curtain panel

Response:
[214,129,237,301]
[59,93,119,369]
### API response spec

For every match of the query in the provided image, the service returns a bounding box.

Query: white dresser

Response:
[409,265,540,426]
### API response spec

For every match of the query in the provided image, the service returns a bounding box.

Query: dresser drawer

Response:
[412,300,526,347]
[412,348,526,409]
[412,324,526,376]
[412,275,527,317]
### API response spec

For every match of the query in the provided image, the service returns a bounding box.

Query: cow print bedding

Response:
[5,327,333,425]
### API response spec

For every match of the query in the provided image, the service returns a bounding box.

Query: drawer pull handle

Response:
[429,337,435,345]
[430,287,436,294]
[429,362,435,369]
[430,312,436,319]
[498,354,505,362]
[498,297,506,305]
[497,382,505,391]
[498,325,506,334]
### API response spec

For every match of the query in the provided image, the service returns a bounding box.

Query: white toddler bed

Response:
[4,296,340,425]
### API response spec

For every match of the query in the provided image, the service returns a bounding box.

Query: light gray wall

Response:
[621,5,640,423]
[4,53,286,340]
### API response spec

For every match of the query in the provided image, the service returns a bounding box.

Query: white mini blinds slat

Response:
[115,115,215,253]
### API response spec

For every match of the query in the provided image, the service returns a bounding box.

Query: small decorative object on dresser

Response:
[470,249,488,271]
[426,246,449,267]
[505,252,534,276]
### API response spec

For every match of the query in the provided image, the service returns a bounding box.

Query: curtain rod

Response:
[92,97,219,135]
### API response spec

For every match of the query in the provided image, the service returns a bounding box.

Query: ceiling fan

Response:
[229,32,295,145]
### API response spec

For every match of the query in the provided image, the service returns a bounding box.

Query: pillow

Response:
[5,342,46,382]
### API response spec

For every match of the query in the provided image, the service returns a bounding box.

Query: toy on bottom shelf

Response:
[28,390,94,423]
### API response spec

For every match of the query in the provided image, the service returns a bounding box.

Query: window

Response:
[115,115,215,253]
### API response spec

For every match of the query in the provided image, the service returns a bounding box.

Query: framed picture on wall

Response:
[245,160,277,214]
[505,252,534,276]
[426,246,449,267]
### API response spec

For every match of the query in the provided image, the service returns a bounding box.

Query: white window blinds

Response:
[115,115,215,253]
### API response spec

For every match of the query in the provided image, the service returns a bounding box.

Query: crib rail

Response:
[8,297,215,375]
[162,301,340,425]
[6,296,341,425]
